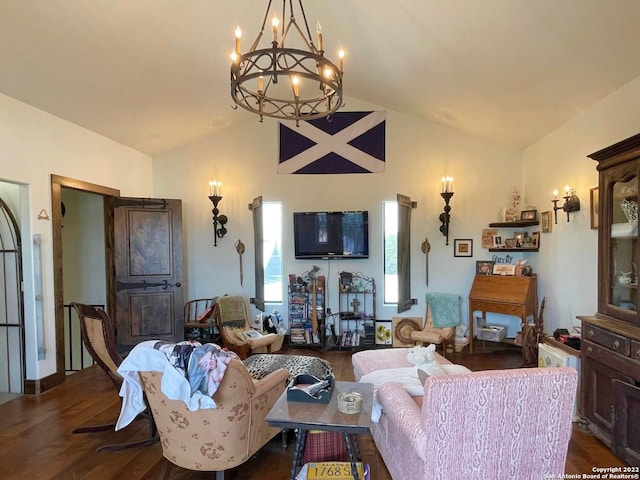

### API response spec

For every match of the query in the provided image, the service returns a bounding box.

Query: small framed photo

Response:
[504,238,517,249]
[454,239,473,257]
[476,261,495,275]
[493,264,516,276]
[532,231,541,249]
[590,187,599,230]
[520,209,538,221]
[492,235,504,248]
[541,211,552,233]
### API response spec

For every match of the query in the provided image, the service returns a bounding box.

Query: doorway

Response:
[61,188,107,373]
[0,194,24,399]
[49,175,119,390]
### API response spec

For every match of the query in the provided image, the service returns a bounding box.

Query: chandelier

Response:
[230,0,345,124]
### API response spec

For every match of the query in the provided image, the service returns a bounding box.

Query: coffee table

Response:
[266,380,373,480]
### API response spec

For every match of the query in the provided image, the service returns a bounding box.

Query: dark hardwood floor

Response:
[0,345,627,479]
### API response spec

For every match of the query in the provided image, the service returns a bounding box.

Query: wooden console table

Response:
[468,274,538,362]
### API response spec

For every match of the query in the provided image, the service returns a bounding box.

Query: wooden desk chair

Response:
[70,302,158,452]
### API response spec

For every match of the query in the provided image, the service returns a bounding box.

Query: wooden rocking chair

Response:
[70,302,158,452]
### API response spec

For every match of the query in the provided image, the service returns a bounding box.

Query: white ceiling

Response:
[1,0,640,156]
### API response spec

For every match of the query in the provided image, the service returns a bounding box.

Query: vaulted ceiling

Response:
[1,0,640,156]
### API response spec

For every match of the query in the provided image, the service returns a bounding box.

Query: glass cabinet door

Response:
[607,174,638,323]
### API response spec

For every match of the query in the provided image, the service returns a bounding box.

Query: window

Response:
[384,201,398,304]
[263,202,283,303]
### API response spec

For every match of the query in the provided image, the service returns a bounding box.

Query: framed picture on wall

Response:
[454,239,473,257]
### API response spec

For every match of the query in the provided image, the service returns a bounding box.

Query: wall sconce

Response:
[439,176,454,245]
[551,185,580,223]
[208,180,228,246]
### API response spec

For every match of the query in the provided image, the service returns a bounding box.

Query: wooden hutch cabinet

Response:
[578,133,640,466]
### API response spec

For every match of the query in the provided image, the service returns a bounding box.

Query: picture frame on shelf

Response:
[504,238,517,249]
[493,264,516,276]
[590,187,599,230]
[454,239,473,257]
[541,211,552,233]
[492,235,504,248]
[481,228,498,248]
[520,209,538,221]
[532,231,541,248]
[476,261,495,275]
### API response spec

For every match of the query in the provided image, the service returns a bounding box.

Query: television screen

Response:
[293,211,369,259]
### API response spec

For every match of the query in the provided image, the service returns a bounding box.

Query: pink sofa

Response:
[352,350,578,479]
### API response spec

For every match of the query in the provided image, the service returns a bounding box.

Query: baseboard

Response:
[23,371,64,394]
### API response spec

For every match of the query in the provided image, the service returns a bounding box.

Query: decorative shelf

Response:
[488,247,539,252]
[488,220,539,228]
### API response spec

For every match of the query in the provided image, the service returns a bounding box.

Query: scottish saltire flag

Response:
[278,111,386,174]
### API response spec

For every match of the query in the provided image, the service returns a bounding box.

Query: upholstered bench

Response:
[243,354,333,381]
[352,347,452,381]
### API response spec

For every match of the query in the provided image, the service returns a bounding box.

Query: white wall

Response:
[0,92,153,380]
[523,76,640,335]
[153,97,523,331]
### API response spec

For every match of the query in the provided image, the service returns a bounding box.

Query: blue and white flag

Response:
[278,111,386,174]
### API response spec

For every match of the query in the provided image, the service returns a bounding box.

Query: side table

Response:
[266,380,373,480]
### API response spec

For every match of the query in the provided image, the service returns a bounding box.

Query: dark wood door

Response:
[613,379,640,466]
[112,197,184,347]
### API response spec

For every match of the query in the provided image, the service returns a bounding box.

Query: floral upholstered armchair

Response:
[139,358,289,479]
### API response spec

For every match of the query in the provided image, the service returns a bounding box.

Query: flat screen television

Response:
[293,211,369,259]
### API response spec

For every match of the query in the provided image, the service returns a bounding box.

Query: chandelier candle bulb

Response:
[316,21,323,51]
[258,75,264,92]
[339,47,344,71]
[272,16,279,43]
[292,76,300,97]
[553,188,558,199]
[235,26,242,53]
